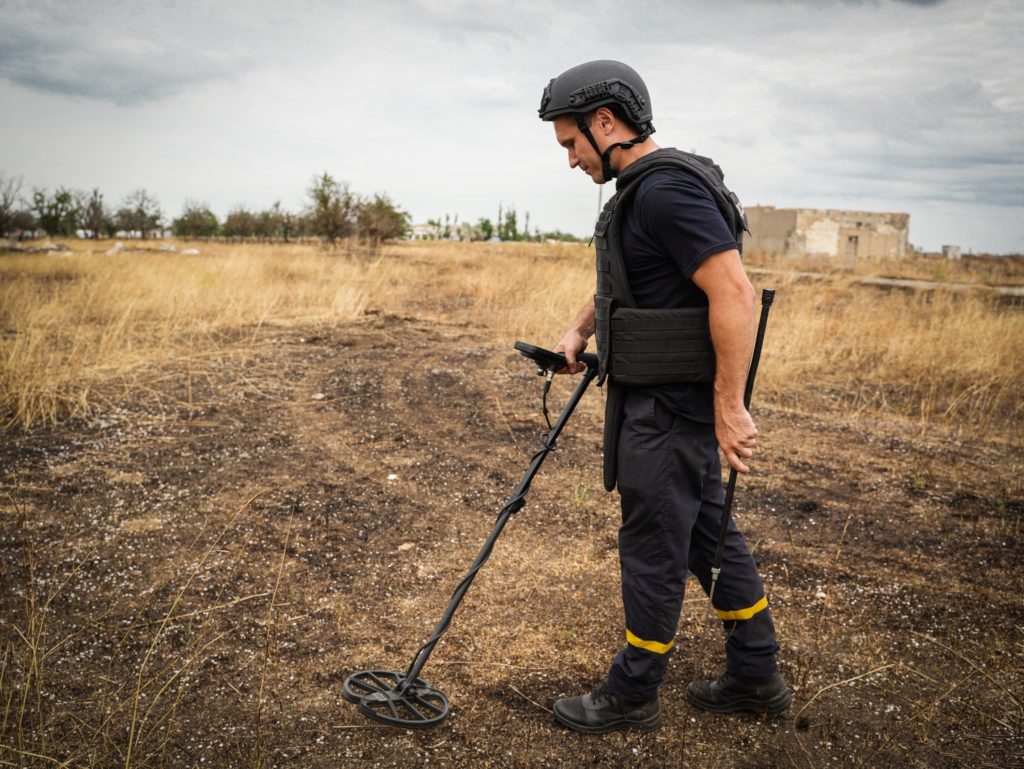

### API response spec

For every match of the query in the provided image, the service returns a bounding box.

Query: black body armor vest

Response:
[593,148,748,386]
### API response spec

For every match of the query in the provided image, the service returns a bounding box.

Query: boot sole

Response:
[553,708,662,734]
[685,688,792,715]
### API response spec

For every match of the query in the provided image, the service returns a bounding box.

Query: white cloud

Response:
[0,0,276,103]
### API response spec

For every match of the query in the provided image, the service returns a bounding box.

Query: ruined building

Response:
[744,206,910,261]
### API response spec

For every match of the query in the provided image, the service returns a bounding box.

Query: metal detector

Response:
[343,341,599,728]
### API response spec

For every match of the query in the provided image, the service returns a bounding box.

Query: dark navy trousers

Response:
[605,389,780,703]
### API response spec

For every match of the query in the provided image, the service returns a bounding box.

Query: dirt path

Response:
[2,314,1021,768]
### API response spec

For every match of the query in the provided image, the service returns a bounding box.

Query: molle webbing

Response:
[608,307,715,387]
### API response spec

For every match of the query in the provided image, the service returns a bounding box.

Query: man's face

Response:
[553,115,603,184]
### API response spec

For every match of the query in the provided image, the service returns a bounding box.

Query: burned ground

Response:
[2,314,1021,768]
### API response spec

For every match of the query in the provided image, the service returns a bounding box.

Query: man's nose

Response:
[568,151,578,169]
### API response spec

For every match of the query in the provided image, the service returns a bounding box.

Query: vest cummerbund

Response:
[603,305,715,386]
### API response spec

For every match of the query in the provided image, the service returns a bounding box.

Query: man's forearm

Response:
[692,249,760,472]
[569,296,596,340]
[709,287,756,408]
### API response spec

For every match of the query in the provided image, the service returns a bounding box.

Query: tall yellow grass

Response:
[745,248,1024,286]
[2,239,1021,439]
[2,244,375,429]
[758,277,1024,435]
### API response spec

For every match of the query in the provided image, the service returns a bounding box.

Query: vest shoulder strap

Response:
[613,148,749,252]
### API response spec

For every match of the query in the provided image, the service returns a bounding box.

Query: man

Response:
[538,60,790,734]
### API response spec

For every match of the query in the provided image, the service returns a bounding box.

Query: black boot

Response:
[553,683,662,734]
[686,671,791,714]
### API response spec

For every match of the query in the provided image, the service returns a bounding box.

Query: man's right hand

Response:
[553,329,588,375]
[554,297,596,375]
[716,401,758,474]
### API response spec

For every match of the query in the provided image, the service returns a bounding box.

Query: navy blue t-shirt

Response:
[618,161,738,424]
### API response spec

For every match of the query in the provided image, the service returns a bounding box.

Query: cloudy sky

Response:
[1,0,1021,253]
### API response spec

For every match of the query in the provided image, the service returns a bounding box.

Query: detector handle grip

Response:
[514,341,598,372]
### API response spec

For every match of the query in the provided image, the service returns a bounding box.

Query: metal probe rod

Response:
[708,288,775,609]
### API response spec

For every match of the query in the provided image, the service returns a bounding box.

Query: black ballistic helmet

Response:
[539,59,654,131]
[539,60,655,182]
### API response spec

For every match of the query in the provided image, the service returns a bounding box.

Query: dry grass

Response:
[3,238,1021,441]
[2,240,1022,767]
[0,242,383,430]
[745,247,1024,286]
[0,240,594,432]
[758,276,1024,438]
[2,483,268,768]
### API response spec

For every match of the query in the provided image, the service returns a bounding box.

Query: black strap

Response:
[575,115,652,182]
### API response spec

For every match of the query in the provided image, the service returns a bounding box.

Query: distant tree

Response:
[275,201,300,242]
[115,189,162,238]
[307,172,356,246]
[113,208,134,236]
[32,186,80,237]
[8,209,35,236]
[128,188,162,236]
[254,209,276,240]
[0,172,24,236]
[493,206,538,241]
[356,193,410,251]
[291,211,312,240]
[173,200,220,239]
[540,229,583,243]
[426,213,460,240]
[253,201,295,241]
[80,188,112,238]
[222,207,257,238]
[500,208,519,242]
[477,217,494,241]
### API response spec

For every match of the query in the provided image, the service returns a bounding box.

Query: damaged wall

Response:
[745,206,910,261]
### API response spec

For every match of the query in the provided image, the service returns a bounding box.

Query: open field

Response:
[2,240,1022,768]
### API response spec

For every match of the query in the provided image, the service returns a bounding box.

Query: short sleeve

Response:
[635,172,737,278]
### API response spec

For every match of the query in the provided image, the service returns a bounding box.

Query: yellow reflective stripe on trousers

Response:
[625,629,674,655]
[715,596,769,621]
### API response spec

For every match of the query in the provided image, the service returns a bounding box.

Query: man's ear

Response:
[594,106,616,135]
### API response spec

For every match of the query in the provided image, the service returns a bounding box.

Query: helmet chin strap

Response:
[575,115,653,183]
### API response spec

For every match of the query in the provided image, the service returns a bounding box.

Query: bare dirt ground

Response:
[2,313,1022,768]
